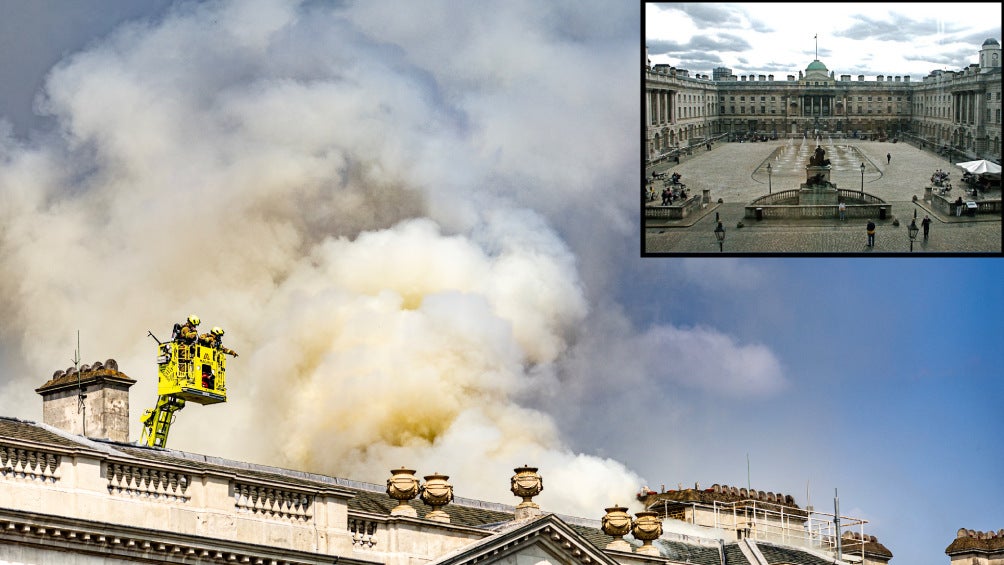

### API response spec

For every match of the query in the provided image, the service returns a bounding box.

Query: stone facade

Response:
[2,364,893,565]
[646,39,1003,163]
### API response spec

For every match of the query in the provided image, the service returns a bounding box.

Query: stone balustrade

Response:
[746,187,892,219]
[0,444,61,483]
[749,188,801,205]
[750,189,888,208]
[106,462,191,503]
[234,482,314,522]
[931,192,1001,216]
[349,517,379,547]
[645,195,704,219]
[745,203,889,219]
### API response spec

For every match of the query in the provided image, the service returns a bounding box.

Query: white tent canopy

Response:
[955,159,1002,175]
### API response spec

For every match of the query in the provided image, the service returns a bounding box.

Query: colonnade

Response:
[646,89,674,126]
[801,95,835,116]
[953,91,979,125]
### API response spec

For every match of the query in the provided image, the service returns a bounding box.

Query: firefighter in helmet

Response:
[199,326,238,357]
[173,314,201,344]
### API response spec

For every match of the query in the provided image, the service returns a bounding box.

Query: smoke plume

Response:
[0,0,782,518]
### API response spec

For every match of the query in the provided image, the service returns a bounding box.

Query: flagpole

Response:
[815,34,818,60]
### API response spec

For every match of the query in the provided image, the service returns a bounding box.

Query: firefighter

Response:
[173,314,201,344]
[200,326,238,357]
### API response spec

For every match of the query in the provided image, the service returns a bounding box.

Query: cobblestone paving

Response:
[644,140,1002,254]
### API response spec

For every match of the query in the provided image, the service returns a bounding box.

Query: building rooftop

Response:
[1,413,893,565]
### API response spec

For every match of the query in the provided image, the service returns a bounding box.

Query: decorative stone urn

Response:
[510,466,543,520]
[601,505,633,551]
[386,467,420,517]
[420,473,453,523]
[632,511,663,556]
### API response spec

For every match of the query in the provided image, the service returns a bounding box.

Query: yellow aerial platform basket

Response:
[141,330,234,448]
[156,341,227,404]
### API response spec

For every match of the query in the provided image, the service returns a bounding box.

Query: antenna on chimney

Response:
[73,331,87,435]
[746,453,751,491]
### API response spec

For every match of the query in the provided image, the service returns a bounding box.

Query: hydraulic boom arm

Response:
[140,395,186,448]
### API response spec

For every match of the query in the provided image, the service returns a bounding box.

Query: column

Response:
[646,90,651,126]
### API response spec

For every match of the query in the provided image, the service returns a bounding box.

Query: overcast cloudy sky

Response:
[647,2,1002,79]
[0,4,1000,565]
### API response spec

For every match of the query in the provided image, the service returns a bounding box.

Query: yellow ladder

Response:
[139,395,187,448]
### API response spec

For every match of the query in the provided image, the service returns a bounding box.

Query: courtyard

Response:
[643,139,1002,254]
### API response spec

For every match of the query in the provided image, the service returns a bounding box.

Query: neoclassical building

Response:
[1,360,896,564]
[645,39,1002,162]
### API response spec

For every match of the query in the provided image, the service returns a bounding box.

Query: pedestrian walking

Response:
[838,202,846,221]
[866,220,876,247]
[886,153,891,164]
[921,215,931,239]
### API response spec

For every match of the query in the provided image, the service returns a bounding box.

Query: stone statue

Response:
[810,145,830,167]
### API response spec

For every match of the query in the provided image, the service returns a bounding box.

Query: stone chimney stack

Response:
[35,359,136,443]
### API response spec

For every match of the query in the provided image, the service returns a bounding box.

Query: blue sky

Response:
[0,3,1000,565]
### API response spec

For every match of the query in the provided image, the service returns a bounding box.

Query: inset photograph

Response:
[643,3,1002,255]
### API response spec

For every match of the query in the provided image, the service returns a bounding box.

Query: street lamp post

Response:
[766,162,772,194]
[859,162,866,199]
[714,221,726,253]
[908,220,919,252]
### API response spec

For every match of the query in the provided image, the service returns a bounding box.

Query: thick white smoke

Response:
[0,0,783,518]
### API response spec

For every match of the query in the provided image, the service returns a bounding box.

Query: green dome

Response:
[806,60,828,72]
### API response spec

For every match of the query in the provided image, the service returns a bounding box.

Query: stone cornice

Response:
[0,505,378,565]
